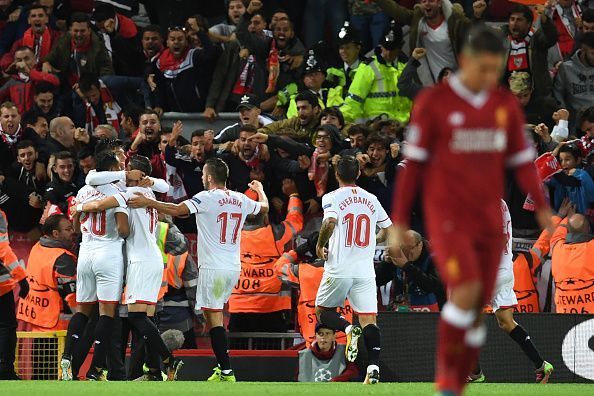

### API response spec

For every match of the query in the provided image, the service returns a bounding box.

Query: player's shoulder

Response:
[416,81,451,103]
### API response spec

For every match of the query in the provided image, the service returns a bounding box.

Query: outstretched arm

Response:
[128,192,190,217]
[76,196,120,213]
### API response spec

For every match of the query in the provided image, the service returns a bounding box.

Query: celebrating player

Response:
[393,27,552,395]
[72,155,183,381]
[315,155,395,385]
[129,157,269,382]
[467,200,553,383]
[61,152,130,381]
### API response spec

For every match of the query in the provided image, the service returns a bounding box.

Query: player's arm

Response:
[85,169,145,186]
[248,180,269,214]
[115,212,130,238]
[75,196,120,214]
[316,217,336,260]
[128,192,190,217]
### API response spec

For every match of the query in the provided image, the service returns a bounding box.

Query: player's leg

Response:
[201,269,239,382]
[86,302,117,380]
[349,277,381,384]
[494,308,553,383]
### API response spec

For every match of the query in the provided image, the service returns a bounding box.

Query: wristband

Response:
[76,203,83,212]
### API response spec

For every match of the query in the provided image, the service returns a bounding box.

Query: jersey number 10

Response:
[218,212,242,244]
[342,213,370,248]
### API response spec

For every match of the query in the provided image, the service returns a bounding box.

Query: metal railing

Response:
[161,112,239,140]
[227,332,303,350]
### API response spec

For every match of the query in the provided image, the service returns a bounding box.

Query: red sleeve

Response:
[0,39,20,70]
[392,90,434,227]
[29,69,60,86]
[330,362,359,382]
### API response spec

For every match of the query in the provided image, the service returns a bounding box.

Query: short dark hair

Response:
[320,107,344,128]
[464,26,505,56]
[204,158,229,184]
[142,24,162,37]
[54,151,73,162]
[336,155,359,183]
[23,113,47,127]
[366,133,391,151]
[295,91,319,109]
[239,124,258,135]
[16,139,36,152]
[92,2,116,23]
[34,82,55,96]
[559,143,582,160]
[94,138,123,156]
[95,151,120,172]
[509,4,534,24]
[583,8,594,24]
[77,146,94,161]
[42,214,68,236]
[579,106,594,129]
[580,31,594,48]
[140,109,160,120]
[347,124,371,138]
[129,155,152,176]
[191,129,207,139]
[28,3,48,16]
[78,73,100,94]
[14,45,34,54]
[121,104,142,128]
[70,12,91,27]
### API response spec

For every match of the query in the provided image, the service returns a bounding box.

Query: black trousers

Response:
[0,291,17,379]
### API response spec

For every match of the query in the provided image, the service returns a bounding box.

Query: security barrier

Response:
[15,330,66,380]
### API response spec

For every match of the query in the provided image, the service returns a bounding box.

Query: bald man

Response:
[46,116,92,155]
[568,214,591,234]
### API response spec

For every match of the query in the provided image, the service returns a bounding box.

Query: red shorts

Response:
[428,223,503,305]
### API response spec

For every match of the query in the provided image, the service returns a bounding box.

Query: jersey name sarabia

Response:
[322,186,392,278]
[121,187,161,261]
[76,184,128,245]
[500,199,513,272]
[183,188,262,271]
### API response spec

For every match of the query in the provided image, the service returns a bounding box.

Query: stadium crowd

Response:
[0,0,594,382]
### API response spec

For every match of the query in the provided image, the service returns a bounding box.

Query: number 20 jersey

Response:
[76,184,128,246]
[322,186,392,279]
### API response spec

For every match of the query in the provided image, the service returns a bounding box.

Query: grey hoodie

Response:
[553,50,594,120]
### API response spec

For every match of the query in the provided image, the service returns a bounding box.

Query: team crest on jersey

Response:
[448,111,465,126]
[446,256,460,280]
[495,106,508,129]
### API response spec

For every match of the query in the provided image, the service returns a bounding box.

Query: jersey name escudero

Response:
[322,186,392,278]
[76,184,128,245]
[183,189,261,271]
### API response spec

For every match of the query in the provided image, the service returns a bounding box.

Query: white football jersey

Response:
[500,199,513,272]
[122,187,161,262]
[76,184,128,245]
[322,186,392,278]
[183,188,261,271]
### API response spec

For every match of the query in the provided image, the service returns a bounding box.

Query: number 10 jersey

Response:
[322,186,392,279]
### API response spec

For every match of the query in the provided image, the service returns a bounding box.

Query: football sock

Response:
[362,324,381,367]
[90,315,114,371]
[509,325,544,369]
[145,342,162,374]
[318,310,351,333]
[63,312,88,358]
[436,303,476,393]
[210,326,231,371]
[459,325,487,384]
[128,311,173,363]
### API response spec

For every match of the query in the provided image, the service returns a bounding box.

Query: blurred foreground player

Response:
[393,27,552,395]
[467,200,553,383]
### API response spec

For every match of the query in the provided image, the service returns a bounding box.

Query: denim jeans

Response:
[303,0,348,48]
[350,12,391,54]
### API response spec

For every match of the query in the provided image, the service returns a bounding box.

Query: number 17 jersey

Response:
[322,186,392,279]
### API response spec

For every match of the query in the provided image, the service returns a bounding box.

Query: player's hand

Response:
[248,180,264,193]
[535,207,555,235]
[128,192,151,208]
[316,245,328,261]
[68,201,78,218]
[137,177,154,188]
[247,132,269,144]
[411,48,427,61]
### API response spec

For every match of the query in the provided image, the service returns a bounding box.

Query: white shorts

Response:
[315,274,377,314]
[195,268,240,311]
[76,243,124,304]
[491,265,518,312]
[124,258,164,305]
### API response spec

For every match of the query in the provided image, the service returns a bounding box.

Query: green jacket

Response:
[340,56,412,124]
[44,33,114,88]
[277,84,329,118]
[326,63,361,108]
[258,115,320,144]
[375,0,473,56]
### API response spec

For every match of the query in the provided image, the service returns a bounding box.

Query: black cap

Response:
[236,94,260,111]
[304,49,325,75]
[315,322,335,333]
[337,21,362,45]
[381,21,403,51]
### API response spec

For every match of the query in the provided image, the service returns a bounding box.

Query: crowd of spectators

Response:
[1,0,594,350]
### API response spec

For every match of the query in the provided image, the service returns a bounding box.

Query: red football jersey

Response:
[395,74,542,234]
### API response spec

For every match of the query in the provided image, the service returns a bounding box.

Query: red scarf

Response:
[232,54,255,95]
[157,48,189,72]
[85,80,122,133]
[507,31,533,72]
[265,40,279,94]
[116,14,137,39]
[308,149,329,197]
[552,5,580,58]
[21,27,52,63]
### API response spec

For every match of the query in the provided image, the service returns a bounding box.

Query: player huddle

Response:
[57,25,554,394]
